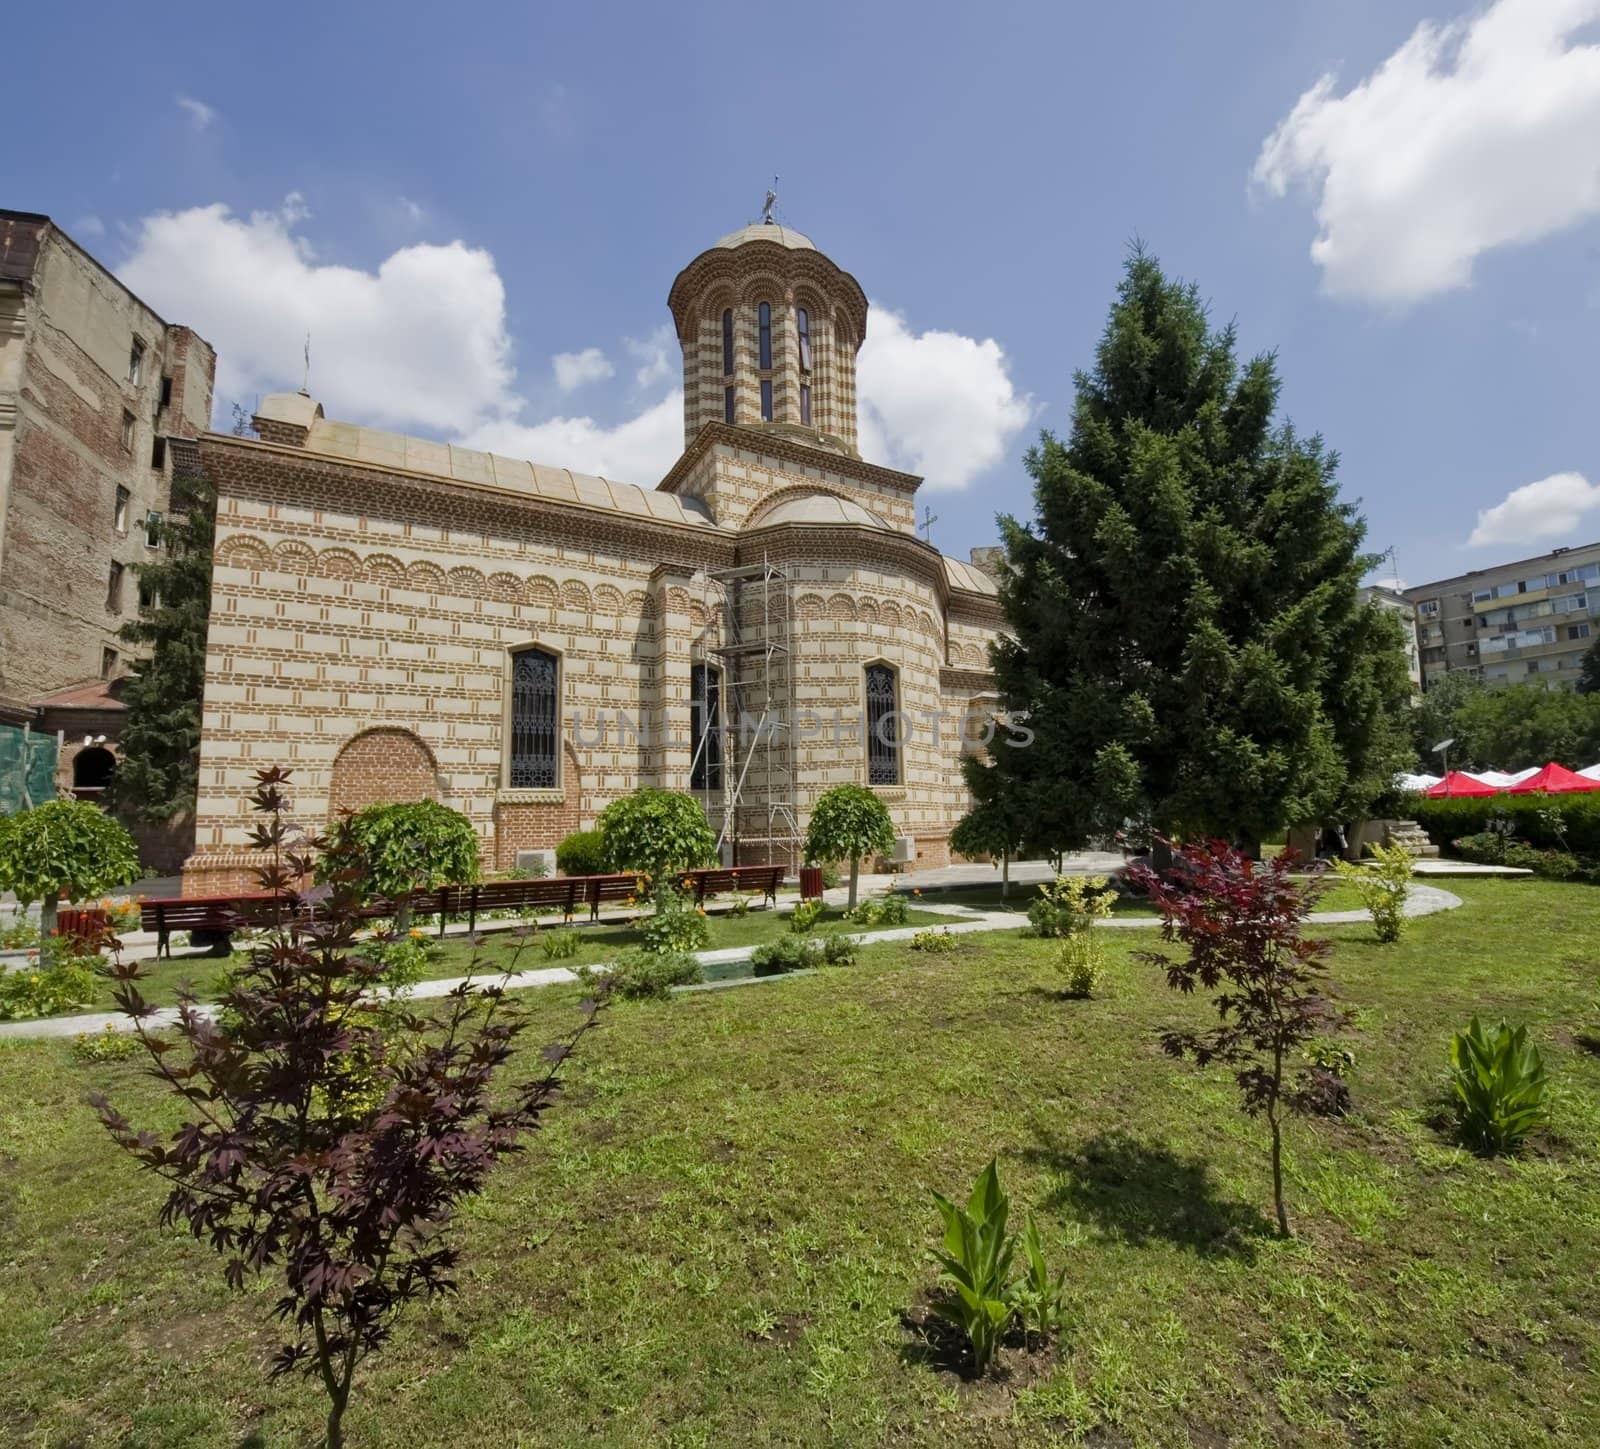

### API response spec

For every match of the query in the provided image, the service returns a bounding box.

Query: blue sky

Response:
[8,0,1599,587]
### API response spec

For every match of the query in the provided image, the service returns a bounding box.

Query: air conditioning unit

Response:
[890,835,916,865]
[514,848,556,878]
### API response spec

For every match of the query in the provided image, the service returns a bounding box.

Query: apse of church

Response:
[181,217,1006,893]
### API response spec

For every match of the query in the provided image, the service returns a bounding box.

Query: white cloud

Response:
[1253,0,1600,304]
[117,195,519,433]
[625,325,675,389]
[70,215,105,239]
[1468,471,1600,547]
[551,346,615,392]
[461,393,684,485]
[856,304,1032,489]
[176,95,217,131]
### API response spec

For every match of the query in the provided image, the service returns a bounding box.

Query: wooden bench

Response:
[141,893,310,959]
[421,877,583,937]
[680,865,784,908]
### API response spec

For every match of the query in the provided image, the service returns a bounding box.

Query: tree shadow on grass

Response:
[1026,1128,1273,1261]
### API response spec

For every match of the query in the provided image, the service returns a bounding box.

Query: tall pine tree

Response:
[110,456,217,827]
[972,249,1412,854]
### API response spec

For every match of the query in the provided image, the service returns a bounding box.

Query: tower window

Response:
[865,663,900,786]
[797,308,811,371]
[508,647,559,788]
[724,386,736,425]
[690,662,723,792]
[760,379,773,422]
[800,384,812,427]
[721,308,734,375]
[758,301,772,371]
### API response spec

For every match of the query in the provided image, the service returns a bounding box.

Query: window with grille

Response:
[690,662,722,791]
[508,647,559,787]
[865,663,900,786]
[758,301,772,370]
[797,308,811,371]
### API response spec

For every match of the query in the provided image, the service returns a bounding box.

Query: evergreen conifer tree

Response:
[976,248,1411,854]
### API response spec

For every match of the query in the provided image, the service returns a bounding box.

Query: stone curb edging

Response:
[0,886,1462,1041]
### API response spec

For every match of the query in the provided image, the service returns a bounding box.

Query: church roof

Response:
[713,221,817,252]
[298,417,718,529]
[943,556,999,596]
[755,492,889,529]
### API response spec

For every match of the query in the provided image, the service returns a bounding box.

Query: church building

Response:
[181,219,1007,893]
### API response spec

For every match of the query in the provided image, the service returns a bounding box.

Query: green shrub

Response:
[750,935,822,974]
[927,1160,1069,1371]
[0,946,97,1020]
[0,799,140,947]
[555,828,607,878]
[1414,792,1600,857]
[819,862,843,891]
[848,893,908,927]
[1331,842,1413,942]
[0,915,40,951]
[71,1023,142,1064]
[583,947,701,1000]
[1449,1017,1551,1155]
[1028,874,1117,940]
[1451,832,1596,882]
[319,800,480,931]
[642,887,710,954]
[820,933,858,967]
[1056,936,1103,998]
[910,927,958,953]
[540,928,580,961]
[360,932,433,993]
[788,899,824,935]
[597,789,717,883]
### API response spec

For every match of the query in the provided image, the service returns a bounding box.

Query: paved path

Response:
[0,885,1461,1041]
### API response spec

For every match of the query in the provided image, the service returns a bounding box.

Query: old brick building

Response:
[0,210,215,798]
[184,220,1007,891]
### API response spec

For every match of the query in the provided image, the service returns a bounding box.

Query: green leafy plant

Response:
[360,932,434,993]
[820,933,858,967]
[1011,1216,1069,1337]
[318,800,480,932]
[788,898,825,935]
[910,927,958,953]
[71,1023,142,1064]
[1028,874,1117,939]
[0,946,98,1020]
[0,915,40,951]
[642,887,710,954]
[555,828,607,878]
[728,891,751,917]
[540,928,580,961]
[1449,1017,1551,1155]
[848,893,908,927]
[0,800,140,948]
[1331,842,1412,942]
[928,1161,1016,1371]
[582,946,701,1000]
[597,789,717,890]
[803,785,895,911]
[750,936,822,974]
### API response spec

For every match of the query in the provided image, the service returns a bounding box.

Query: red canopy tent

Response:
[1507,762,1600,794]
[1424,771,1499,797]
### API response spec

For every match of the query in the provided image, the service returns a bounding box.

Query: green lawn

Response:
[3,878,1599,1445]
[915,877,1372,916]
[60,902,950,1015]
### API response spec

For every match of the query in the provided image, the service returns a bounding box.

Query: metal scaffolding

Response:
[691,554,799,870]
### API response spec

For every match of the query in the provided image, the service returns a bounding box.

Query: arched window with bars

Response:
[508,646,559,788]
[865,662,900,786]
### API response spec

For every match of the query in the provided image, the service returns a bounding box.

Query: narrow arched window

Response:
[797,308,811,371]
[724,385,736,424]
[509,647,559,788]
[799,384,812,427]
[760,379,773,421]
[865,663,900,786]
[758,301,772,370]
[690,662,722,792]
[721,308,734,375]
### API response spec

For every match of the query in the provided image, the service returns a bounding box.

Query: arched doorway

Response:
[72,745,116,800]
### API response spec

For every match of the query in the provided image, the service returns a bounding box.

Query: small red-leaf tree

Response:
[91,766,604,1448]
[1128,840,1347,1237]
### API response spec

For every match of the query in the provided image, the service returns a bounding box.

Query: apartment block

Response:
[1403,541,1600,690]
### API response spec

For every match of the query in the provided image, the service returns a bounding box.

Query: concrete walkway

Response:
[0,884,1462,1041]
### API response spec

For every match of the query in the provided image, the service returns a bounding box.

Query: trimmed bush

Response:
[1412,792,1600,857]
[555,828,607,878]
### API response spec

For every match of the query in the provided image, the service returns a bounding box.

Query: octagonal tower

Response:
[668,220,868,457]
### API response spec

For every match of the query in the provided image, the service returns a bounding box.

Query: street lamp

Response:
[1432,737,1455,794]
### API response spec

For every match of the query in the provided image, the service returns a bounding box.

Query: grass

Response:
[914,877,1372,916]
[43,901,950,1016]
[3,878,1599,1445]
